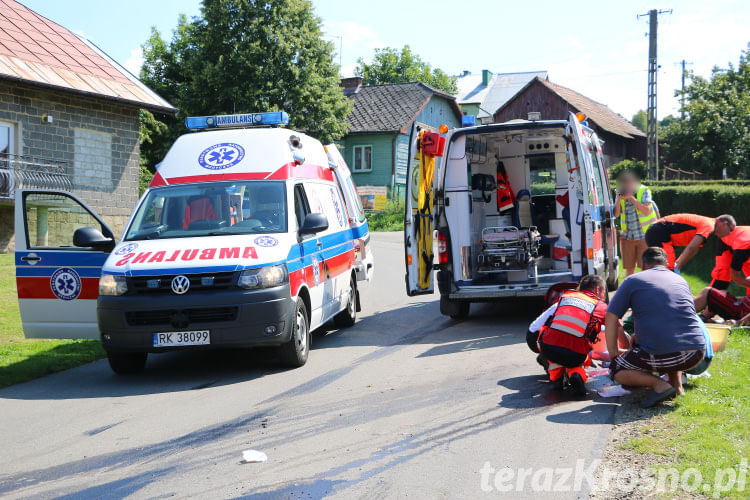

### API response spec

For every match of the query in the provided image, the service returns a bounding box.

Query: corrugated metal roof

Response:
[456,71,548,118]
[0,0,176,114]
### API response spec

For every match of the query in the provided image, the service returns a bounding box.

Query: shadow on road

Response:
[0,297,540,401]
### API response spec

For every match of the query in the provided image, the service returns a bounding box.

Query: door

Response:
[325,144,373,281]
[305,181,353,319]
[566,112,598,277]
[404,124,435,296]
[15,189,113,339]
[293,184,325,329]
[589,132,619,285]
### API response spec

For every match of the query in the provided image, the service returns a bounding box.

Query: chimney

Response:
[340,77,363,96]
[482,69,492,86]
[461,70,471,77]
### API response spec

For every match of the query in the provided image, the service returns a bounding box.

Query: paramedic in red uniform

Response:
[527,275,609,396]
[644,213,715,271]
[711,216,750,292]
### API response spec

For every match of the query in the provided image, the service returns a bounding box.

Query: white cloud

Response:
[123,47,144,75]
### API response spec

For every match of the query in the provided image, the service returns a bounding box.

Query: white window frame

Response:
[0,120,16,156]
[352,145,373,172]
[0,120,17,199]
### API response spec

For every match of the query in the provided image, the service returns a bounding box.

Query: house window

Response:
[0,121,16,198]
[352,145,372,172]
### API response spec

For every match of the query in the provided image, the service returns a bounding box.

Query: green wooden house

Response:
[339,79,462,197]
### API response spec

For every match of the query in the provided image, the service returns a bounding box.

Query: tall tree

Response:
[355,46,458,94]
[662,45,750,178]
[631,110,647,133]
[139,0,351,170]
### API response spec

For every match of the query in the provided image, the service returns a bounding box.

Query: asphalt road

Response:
[0,232,617,499]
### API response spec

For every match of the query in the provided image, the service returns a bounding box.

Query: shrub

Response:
[609,159,648,180]
[367,200,404,232]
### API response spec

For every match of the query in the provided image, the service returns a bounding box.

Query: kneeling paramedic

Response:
[527,275,609,395]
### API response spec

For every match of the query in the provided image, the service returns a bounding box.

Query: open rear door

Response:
[404,124,435,296]
[15,189,113,339]
[566,113,598,277]
[589,132,619,288]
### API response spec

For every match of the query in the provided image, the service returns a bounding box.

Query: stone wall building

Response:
[0,0,176,252]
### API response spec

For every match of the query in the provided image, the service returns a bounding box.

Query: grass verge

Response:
[624,329,749,499]
[367,200,404,232]
[0,253,105,388]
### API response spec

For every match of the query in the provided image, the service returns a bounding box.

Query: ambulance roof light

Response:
[185,111,290,130]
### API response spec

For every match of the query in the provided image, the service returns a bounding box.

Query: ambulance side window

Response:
[294,184,310,230]
[588,149,607,208]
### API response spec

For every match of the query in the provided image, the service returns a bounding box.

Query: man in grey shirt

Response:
[605,247,706,407]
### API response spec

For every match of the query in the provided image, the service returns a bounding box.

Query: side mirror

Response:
[73,227,115,251]
[299,213,329,236]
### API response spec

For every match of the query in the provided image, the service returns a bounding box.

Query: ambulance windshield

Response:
[125,181,287,240]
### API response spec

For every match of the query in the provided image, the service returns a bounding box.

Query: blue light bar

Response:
[461,115,476,127]
[185,112,290,129]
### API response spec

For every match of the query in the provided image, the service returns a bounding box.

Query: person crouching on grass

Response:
[605,247,706,408]
[527,275,614,396]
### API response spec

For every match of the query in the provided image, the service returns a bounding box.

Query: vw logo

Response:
[197,142,245,170]
[171,275,191,295]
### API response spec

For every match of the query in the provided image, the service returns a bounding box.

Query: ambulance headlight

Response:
[238,265,288,289]
[99,274,128,296]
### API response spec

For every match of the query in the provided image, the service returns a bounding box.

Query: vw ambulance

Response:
[404,112,618,318]
[15,112,372,373]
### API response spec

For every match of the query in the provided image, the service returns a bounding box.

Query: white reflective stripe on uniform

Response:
[557,296,596,313]
[549,323,586,337]
[551,314,589,329]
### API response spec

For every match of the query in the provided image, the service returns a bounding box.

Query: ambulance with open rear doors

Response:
[15,112,372,373]
[404,112,618,318]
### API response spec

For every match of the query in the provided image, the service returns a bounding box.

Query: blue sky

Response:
[20,0,750,120]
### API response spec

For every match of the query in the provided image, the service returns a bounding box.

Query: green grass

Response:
[367,200,405,232]
[0,253,105,388]
[625,329,750,499]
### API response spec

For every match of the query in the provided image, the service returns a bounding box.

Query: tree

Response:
[355,46,457,94]
[662,45,750,178]
[631,110,647,133]
[139,0,351,170]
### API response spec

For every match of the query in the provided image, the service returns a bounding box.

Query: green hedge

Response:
[649,184,750,225]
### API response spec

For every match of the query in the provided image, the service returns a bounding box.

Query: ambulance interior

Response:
[442,126,578,285]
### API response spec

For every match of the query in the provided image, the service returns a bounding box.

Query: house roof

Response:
[519,78,645,139]
[0,0,176,114]
[457,71,548,119]
[345,82,462,134]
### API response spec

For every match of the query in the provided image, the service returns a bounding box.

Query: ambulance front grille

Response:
[125,307,239,326]
[128,272,235,294]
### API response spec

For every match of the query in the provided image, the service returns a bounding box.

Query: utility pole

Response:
[638,8,671,180]
[679,59,692,119]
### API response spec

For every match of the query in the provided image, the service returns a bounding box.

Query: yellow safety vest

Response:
[620,184,657,233]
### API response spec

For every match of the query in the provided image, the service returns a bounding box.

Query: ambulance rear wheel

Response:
[107,351,147,375]
[334,276,357,328]
[279,299,310,367]
[607,273,619,292]
[440,295,470,320]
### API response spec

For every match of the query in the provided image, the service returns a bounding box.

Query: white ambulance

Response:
[404,112,619,318]
[14,112,372,373]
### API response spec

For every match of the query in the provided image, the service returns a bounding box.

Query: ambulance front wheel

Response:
[440,295,470,320]
[278,299,310,367]
[107,351,147,375]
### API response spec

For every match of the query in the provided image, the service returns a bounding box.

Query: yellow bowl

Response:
[706,325,731,352]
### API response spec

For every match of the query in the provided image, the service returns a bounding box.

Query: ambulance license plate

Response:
[153,330,210,347]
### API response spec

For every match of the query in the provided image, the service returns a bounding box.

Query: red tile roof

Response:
[0,0,175,113]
